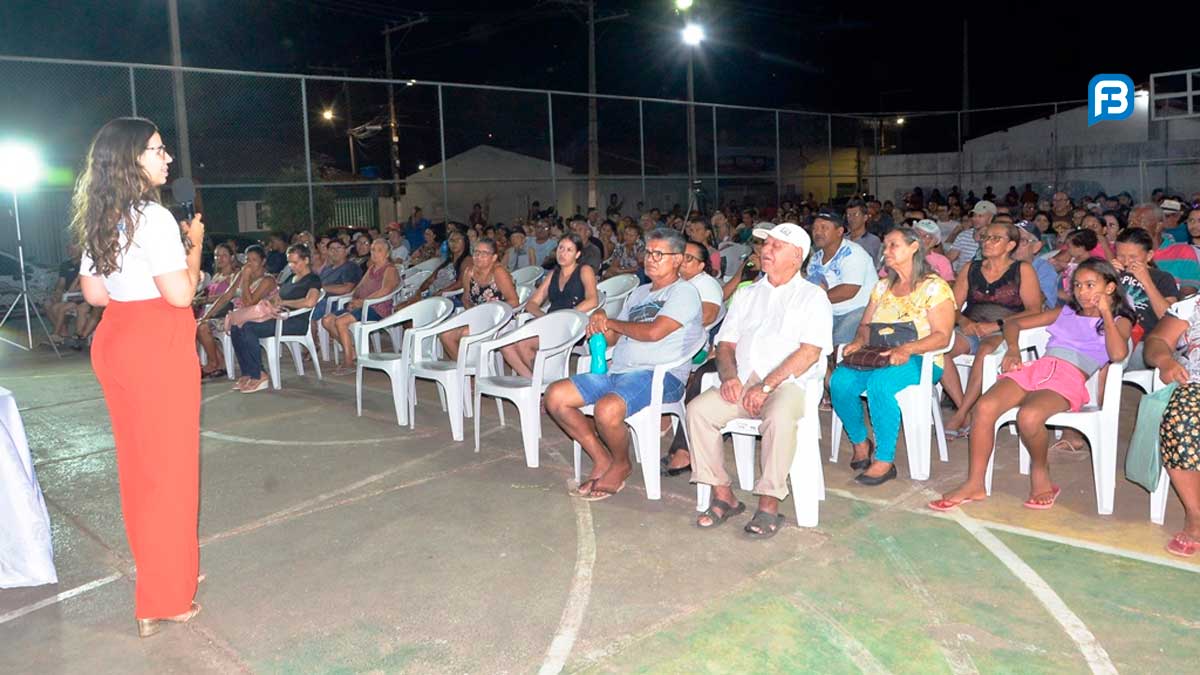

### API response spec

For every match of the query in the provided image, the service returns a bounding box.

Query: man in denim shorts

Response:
[545,228,703,501]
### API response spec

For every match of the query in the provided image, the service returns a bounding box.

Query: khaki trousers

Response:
[686,373,807,500]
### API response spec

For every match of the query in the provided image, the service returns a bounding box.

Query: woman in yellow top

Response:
[830,228,956,486]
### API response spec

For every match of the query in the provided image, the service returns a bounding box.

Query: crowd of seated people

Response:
[47,184,1200,556]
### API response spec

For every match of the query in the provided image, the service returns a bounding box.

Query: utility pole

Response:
[384,15,429,221]
[961,18,969,140]
[167,0,191,179]
[555,1,627,210]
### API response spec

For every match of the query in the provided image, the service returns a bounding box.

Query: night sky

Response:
[4,0,1197,113]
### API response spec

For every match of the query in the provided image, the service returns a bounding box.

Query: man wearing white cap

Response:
[687,223,833,538]
[946,200,996,273]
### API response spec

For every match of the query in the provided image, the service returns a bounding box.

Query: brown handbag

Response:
[841,345,892,370]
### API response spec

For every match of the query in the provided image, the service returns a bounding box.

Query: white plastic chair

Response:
[406,301,515,441]
[981,326,1125,515]
[317,292,354,361]
[596,274,639,318]
[693,371,826,527]
[717,243,750,281]
[473,310,588,467]
[511,265,545,288]
[355,297,454,426]
[829,343,951,480]
[258,291,325,390]
[571,333,708,500]
[404,256,445,279]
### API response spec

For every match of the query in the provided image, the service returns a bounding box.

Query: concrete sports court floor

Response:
[1,341,1197,673]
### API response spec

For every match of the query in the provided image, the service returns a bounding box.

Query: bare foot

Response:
[667,449,691,470]
[592,461,632,494]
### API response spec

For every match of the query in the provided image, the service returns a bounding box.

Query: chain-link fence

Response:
[3,54,1199,269]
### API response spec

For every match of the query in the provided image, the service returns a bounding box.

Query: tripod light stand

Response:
[0,141,59,357]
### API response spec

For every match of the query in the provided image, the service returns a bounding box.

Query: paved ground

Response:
[1,340,1197,673]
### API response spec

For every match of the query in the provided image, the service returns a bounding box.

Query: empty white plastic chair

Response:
[694,372,826,527]
[982,327,1125,515]
[717,243,750,281]
[404,256,445,279]
[596,274,639,318]
[571,333,708,500]
[355,297,454,426]
[406,301,515,441]
[258,291,326,390]
[511,265,545,288]
[829,343,951,480]
[473,310,588,467]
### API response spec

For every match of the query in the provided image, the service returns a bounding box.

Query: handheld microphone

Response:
[170,177,197,250]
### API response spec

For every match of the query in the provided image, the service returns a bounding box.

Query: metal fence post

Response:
[711,107,719,208]
[437,85,448,220]
[774,110,781,207]
[826,114,833,202]
[639,100,646,208]
[957,111,963,193]
[300,78,314,229]
[1052,102,1059,190]
[548,92,557,214]
[129,66,138,117]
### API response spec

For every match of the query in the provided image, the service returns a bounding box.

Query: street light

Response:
[0,140,57,355]
[681,23,704,46]
[321,108,334,121]
[674,0,694,10]
[681,22,705,199]
[896,117,906,126]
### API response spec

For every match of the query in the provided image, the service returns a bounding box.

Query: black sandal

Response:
[696,498,745,529]
[743,510,785,539]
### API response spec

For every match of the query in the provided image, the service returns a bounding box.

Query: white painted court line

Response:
[538,476,597,675]
[947,508,1118,675]
[789,590,893,674]
[200,430,416,446]
[0,573,122,626]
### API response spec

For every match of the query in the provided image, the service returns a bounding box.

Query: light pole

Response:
[682,22,704,192]
[0,141,57,356]
[322,107,357,176]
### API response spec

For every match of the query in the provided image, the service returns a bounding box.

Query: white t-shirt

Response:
[79,202,186,301]
[611,279,703,384]
[716,272,832,386]
[391,243,410,263]
[687,272,724,312]
[804,239,876,316]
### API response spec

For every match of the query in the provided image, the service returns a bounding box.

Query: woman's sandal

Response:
[569,479,598,497]
[743,510,785,539]
[1166,532,1199,558]
[1023,485,1062,510]
[136,602,202,638]
[580,481,626,502]
[927,495,981,512]
[696,499,746,529]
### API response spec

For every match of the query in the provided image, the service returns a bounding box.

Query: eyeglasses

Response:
[645,249,683,262]
[472,249,496,257]
[682,253,704,264]
[981,234,1009,242]
[144,144,168,158]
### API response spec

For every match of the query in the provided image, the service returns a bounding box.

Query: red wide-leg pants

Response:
[91,297,200,619]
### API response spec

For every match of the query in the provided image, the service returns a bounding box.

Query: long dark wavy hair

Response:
[70,117,162,276]
[1066,257,1138,334]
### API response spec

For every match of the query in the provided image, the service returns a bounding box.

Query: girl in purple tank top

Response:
[931,258,1135,512]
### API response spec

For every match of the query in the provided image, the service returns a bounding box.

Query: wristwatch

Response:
[760,383,774,394]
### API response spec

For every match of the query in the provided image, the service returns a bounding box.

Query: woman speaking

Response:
[72,118,204,637]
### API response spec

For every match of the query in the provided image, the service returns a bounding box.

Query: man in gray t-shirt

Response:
[546,228,702,501]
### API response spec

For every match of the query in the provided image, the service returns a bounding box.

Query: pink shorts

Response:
[997,356,1091,412]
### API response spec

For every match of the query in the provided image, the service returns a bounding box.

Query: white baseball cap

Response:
[752,222,811,258]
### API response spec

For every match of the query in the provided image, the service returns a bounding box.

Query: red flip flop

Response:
[1023,485,1062,510]
[1166,532,1199,558]
[927,496,981,512]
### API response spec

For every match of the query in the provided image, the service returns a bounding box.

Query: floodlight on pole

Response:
[322,108,334,122]
[896,117,906,126]
[682,23,704,46]
[675,0,694,10]
[0,140,58,356]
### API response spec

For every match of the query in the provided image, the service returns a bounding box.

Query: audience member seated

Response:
[230,245,322,393]
[409,227,441,265]
[310,238,363,334]
[684,218,722,274]
[930,258,1133,511]
[1114,227,1178,370]
[264,233,287,274]
[46,243,87,348]
[946,200,996,273]
[844,199,881,263]
[545,228,703,501]
[806,211,877,373]
[504,227,537,271]
[830,228,956,486]
[438,237,520,361]
[321,238,401,374]
[1015,224,1059,309]
[1135,203,1200,295]
[941,222,1043,437]
[912,219,954,281]
[387,226,410,263]
[501,233,599,377]
[1055,230,1099,304]
[531,219,560,268]
[195,243,240,378]
[685,224,831,536]
[569,216,605,272]
[350,234,371,271]
[604,224,644,279]
[722,236,764,302]
[1143,302,1200,557]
